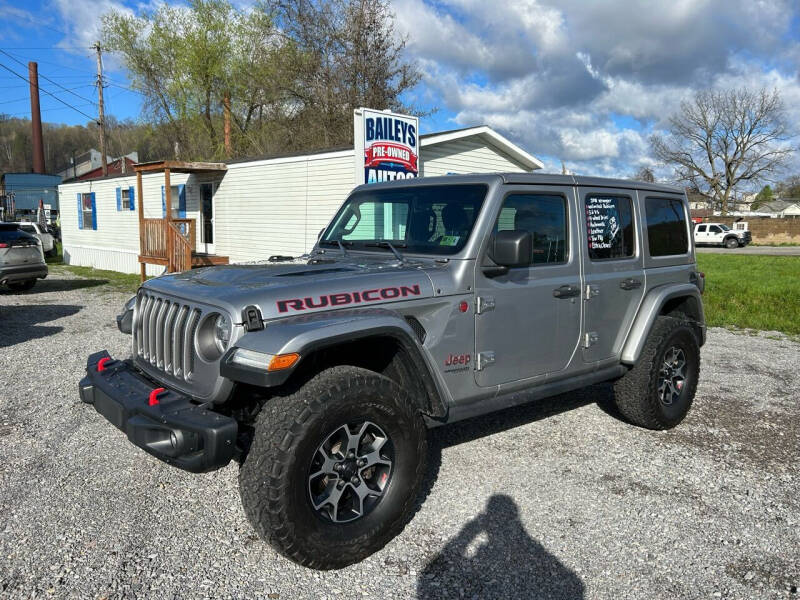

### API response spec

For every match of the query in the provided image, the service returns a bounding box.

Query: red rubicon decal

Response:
[277,284,422,313]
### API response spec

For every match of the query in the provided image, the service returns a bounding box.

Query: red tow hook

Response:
[149,387,167,406]
[97,357,113,372]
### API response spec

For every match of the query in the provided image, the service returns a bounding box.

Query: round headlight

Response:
[214,313,231,352]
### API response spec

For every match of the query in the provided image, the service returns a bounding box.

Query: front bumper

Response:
[0,263,48,285]
[79,350,237,473]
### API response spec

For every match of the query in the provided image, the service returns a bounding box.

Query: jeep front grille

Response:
[135,292,201,381]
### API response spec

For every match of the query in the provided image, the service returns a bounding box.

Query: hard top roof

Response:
[352,172,684,195]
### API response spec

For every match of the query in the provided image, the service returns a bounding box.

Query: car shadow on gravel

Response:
[416,494,585,599]
[0,304,82,348]
[0,277,108,294]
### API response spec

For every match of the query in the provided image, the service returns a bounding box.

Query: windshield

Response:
[321,184,487,255]
[718,224,730,231]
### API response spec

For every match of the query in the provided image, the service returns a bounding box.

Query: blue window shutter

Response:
[90,192,97,230]
[178,184,186,218]
[129,186,135,211]
[161,185,166,217]
[116,187,121,211]
[77,193,83,229]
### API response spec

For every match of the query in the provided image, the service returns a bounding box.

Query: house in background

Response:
[68,155,140,182]
[0,172,62,220]
[58,125,544,276]
[755,200,800,218]
[57,149,139,181]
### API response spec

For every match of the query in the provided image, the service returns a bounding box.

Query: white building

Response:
[58,125,543,276]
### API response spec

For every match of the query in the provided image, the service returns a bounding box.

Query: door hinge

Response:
[585,285,600,300]
[476,351,496,371]
[475,296,495,314]
[584,332,599,348]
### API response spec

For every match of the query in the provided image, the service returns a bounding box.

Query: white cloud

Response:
[48,0,133,61]
[393,0,800,179]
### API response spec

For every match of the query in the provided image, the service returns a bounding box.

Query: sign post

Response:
[354,108,419,186]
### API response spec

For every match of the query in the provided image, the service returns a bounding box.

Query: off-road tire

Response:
[6,280,36,292]
[613,316,700,430]
[725,236,739,249]
[239,365,427,569]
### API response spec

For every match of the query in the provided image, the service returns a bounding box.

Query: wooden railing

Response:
[140,218,196,273]
[169,221,193,273]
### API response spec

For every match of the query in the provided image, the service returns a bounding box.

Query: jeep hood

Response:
[141,257,436,322]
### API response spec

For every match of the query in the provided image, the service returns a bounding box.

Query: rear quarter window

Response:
[0,228,34,242]
[645,197,689,256]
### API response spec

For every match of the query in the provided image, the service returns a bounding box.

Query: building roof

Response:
[758,199,800,213]
[133,160,228,174]
[420,125,544,171]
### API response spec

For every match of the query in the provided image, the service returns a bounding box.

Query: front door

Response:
[579,187,646,362]
[474,186,582,387]
[200,183,215,254]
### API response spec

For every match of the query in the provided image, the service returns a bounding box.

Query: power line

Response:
[106,81,147,96]
[0,49,97,107]
[0,50,93,74]
[0,85,95,105]
[0,46,90,50]
[0,61,97,122]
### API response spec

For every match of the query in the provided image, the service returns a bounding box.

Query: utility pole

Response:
[28,62,45,174]
[94,42,108,177]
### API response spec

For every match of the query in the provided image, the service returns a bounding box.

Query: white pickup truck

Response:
[694,222,751,249]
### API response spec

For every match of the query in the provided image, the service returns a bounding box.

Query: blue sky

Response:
[1,0,799,181]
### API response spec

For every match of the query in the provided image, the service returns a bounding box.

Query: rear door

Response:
[695,224,707,244]
[474,185,582,386]
[579,187,645,362]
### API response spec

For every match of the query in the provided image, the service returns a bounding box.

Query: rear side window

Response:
[585,195,635,260]
[494,194,567,265]
[0,228,34,243]
[697,225,706,232]
[646,197,689,256]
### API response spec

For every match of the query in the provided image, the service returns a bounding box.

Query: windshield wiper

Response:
[319,239,352,256]
[364,241,407,263]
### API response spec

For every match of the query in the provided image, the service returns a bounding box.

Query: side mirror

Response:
[485,230,531,275]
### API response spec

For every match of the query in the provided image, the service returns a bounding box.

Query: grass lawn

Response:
[49,264,142,295]
[697,254,800,336]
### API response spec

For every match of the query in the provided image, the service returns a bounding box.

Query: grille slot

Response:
[134,292,202,382]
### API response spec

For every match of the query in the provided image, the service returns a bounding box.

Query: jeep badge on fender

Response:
[79,173,705,569]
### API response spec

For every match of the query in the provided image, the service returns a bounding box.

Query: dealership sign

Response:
[354,108,419,185]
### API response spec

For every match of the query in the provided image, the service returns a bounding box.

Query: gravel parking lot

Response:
[1,270,798,599]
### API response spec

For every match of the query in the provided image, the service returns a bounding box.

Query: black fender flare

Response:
[220,308,448,418]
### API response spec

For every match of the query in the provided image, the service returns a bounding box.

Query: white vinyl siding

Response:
[421,139,526,177]
[57,134,537,273]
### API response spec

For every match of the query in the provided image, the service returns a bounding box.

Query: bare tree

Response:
[632,166,655,182]
[651,88,794,214]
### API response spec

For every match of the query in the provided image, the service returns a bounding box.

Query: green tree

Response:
[102,0,286,160]
[751,184,774,209]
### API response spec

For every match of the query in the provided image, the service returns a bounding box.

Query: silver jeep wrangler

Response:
[79,173,705,569]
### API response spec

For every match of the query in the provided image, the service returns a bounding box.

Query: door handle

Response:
[553,284,580,299]
[619,278,642,290]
